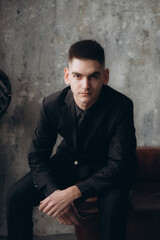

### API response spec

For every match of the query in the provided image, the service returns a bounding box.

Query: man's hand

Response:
[56,204,80,225]
[39,186,81,219]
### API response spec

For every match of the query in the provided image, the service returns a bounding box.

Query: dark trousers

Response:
[98,186,129,240]
[7,172,129,240]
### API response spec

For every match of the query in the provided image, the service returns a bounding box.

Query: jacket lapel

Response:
[61,89,78,149]
[83,86,111,150]
[83,103,106,150]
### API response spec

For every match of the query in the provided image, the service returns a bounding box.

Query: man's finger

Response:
[57,212,72,225]
[42,202,55,214]
[69,214,80,225]
[59,211,74,225]
[67,207,80,225]
[52,207,65,218]
[71,202,81,218]
[58,207,80,225]
[57,216,66,225]
[47,205,59,216]
[39,198,50,211]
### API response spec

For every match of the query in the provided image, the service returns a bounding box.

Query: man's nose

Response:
[82,77,89,89]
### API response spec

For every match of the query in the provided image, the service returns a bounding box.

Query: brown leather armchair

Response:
[74,147,160,240]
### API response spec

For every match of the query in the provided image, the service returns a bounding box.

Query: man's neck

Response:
[74,95,100,111]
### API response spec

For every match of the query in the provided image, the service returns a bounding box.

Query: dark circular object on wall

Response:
[0,70,12,117]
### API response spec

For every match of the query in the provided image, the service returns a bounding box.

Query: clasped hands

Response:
[39,186,82,225]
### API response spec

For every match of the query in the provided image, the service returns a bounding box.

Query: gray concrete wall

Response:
[0,0,160,237]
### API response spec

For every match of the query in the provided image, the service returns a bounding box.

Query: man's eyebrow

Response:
[89,71,101,75]
[71,72,82,75]
[71,71,101,75]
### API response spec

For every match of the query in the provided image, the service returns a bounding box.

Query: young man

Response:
[7,40,137,240]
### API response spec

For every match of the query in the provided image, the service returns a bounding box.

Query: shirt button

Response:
[74,160,78,165]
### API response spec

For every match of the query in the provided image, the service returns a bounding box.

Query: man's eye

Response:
[74,74,81,79]
[91,74,98,79]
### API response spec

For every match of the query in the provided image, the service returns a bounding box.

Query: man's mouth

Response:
[80,92,92,95]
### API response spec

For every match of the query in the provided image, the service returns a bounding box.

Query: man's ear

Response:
[103,68,109,85]
[64,67,70,85]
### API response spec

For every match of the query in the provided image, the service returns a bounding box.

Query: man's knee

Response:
[7,173,34,207]
[7,181,24,208]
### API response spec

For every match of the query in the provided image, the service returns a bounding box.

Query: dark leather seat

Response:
[74,147,160,240]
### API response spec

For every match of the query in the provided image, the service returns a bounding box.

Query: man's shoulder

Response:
[43,86,70,108]
[103,85,133,105]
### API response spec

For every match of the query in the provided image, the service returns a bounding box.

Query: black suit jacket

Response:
[28,85,137,199]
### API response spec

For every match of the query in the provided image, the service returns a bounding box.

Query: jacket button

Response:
[33,181,37,188]
[74,160,78,165]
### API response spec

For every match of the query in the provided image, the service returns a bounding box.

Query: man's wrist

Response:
[67,185,82,201]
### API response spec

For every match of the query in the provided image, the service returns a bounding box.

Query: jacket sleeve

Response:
[28,98,58,195]
[76,100,137,199]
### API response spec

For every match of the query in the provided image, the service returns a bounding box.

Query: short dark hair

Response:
[68,40,105,65]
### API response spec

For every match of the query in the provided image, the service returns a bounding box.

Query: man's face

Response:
[64,58,109,110]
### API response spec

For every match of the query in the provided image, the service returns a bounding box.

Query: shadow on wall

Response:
[0,70,12,118]
[0,70,12,234]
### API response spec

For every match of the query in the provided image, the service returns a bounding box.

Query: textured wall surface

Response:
[0,0,160,237]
